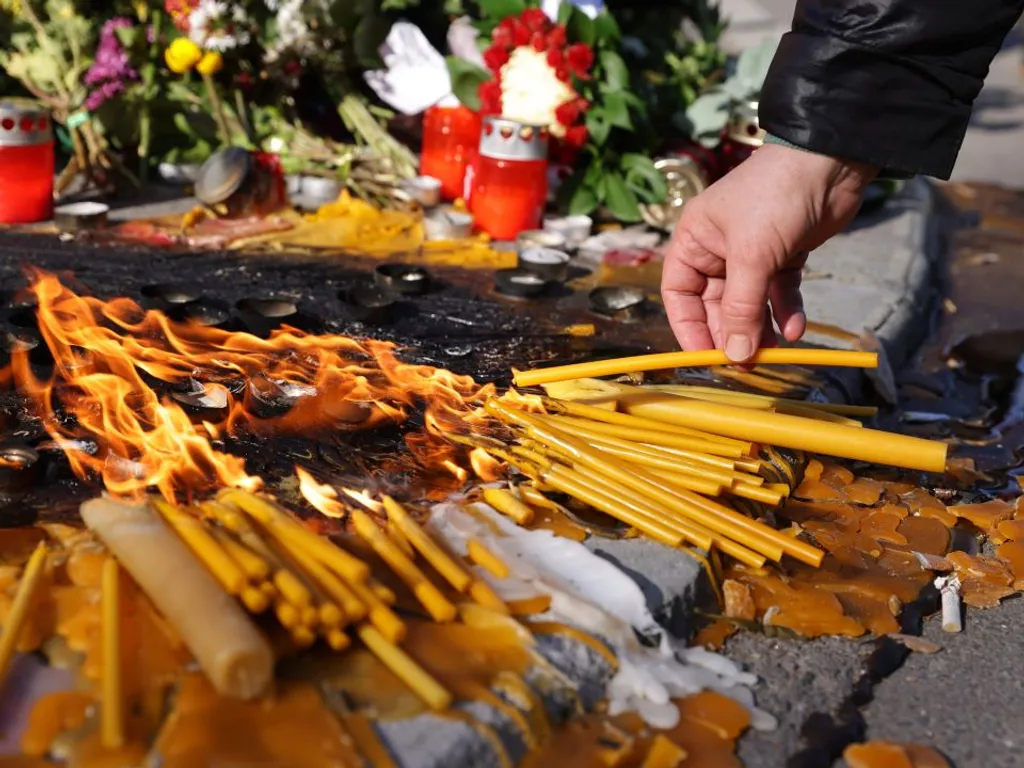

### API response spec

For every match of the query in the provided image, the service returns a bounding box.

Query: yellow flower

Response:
[196,51,224,77]
[165,38,202,74]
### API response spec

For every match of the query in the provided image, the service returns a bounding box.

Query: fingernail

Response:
[725,335,754,362]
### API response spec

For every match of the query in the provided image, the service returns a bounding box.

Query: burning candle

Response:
[469,117,549,241]
[420,105,482,201]
[0,100,55,224]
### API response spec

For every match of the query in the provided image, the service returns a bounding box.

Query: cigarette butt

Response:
[935,576,962,633]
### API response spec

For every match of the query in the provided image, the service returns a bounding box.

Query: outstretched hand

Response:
[661,143,878,362]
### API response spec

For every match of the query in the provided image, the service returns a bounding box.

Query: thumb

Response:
[721,258,772,363]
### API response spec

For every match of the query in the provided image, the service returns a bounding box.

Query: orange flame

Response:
[6,270,498,502]
[295,467,347,518]
[340,486,384,514]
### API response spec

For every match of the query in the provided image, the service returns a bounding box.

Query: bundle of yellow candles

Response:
[463,349,950,570]
[0,487,530,742]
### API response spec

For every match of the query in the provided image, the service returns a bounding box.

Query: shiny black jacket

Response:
[760,0,1024,178]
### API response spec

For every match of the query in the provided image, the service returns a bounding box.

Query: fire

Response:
[295,467,347,518]
[469,448,503,482]
[339,486,384,514]
[6,270,498,502]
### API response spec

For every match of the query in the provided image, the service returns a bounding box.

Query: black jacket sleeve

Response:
[759,0,1024,179]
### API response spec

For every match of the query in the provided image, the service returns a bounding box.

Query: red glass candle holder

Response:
[0,99,54,225]
[469,117,549,241]
[420,105,482,202]
[718,99,765,175]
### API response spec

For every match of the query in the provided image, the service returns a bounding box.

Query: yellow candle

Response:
[356,625,451,711]
[383,497,473,593]
[481,488,535,526]
[467,539,510,579]
[0,542,48,686]
[618,392,947,473]
[512,348,878,387]
[100,558,123,749]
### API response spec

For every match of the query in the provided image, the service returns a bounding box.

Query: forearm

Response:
[760,0,1024,179]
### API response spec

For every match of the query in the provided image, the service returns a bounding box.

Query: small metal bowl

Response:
[140,283,202,311]
[517,246,571,282]
[171,381,232,420]
[168,297,231,328]
[374,264,430,296]
[54,201,109,234]
[517,229,567,254]
[589,286,647,321]
[236,297,300,336]
[402,176,442,208]
[495,268,549,299]
[543,214,593,246]
[338,285,396,324]
[0,446,40,493]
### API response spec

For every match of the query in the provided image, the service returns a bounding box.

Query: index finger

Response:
[661,254,715,351]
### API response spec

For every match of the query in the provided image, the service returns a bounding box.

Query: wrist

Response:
[763,133,882,186]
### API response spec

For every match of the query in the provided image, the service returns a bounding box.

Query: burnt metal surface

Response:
[0,230,667,524]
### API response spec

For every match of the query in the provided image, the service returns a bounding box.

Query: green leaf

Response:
[585,107,610,145]
[592,11,621,45]
[114,26,139,50]
[477,0,525,20]
[599,49,629,90]
[621,153,668,204]
[568,183,599,216]
[603,171,642,222]
[557,2,574,24]
[566,8,595,45]
[446,56,491,111]
[603,91,632,130]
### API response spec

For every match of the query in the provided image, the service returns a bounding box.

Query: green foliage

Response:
[446,55,490,110]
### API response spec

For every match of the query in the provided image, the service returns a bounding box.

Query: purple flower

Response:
[84,18,139,110]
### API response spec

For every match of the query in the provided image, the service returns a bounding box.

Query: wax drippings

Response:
[843,740,951,768]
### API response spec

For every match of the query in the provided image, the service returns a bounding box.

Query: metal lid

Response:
[479,117,548,161]
[194,146,253,205]
[638,156,708,231]
[726,99,766,147]
[0,99,53,147]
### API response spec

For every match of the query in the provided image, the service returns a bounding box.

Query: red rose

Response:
[564,125,589,148]
[547,24,567,49]
[546,48,565,70]
[530,31,547,52]
[511,20,530,47]
[478,80,503,115]
[566,43,595,78]
[483,44,510,72]
[520,8,550,33]
[554,99,581,127]
[492,23,513,49]
[555,67,570,83]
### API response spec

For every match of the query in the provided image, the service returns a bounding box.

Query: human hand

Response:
[661,143,878,362]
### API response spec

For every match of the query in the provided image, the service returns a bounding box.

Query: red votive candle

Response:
[420,105,482,201]
[0,99,55,224]
[718,99,765,175]
[469,116,548,241]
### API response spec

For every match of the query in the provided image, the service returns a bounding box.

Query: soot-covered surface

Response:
[0,232,668,524]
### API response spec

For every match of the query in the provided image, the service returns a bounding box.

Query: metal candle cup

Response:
[54,202,110,234]
[402,176,442,208]
[494,268,548,299]
[375,264,430,296]
[235,297,299,337]
[589,286,647,322]
[0,446,40,493]
[139,283,202,312]
[0,100,54,225]
[338,285,396,324]
[517,246,570,282]
[516,229,567,254]
[168,298,231,328]
[469,118,549,241]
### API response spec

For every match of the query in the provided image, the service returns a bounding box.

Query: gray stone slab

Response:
[584,536,709,639]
